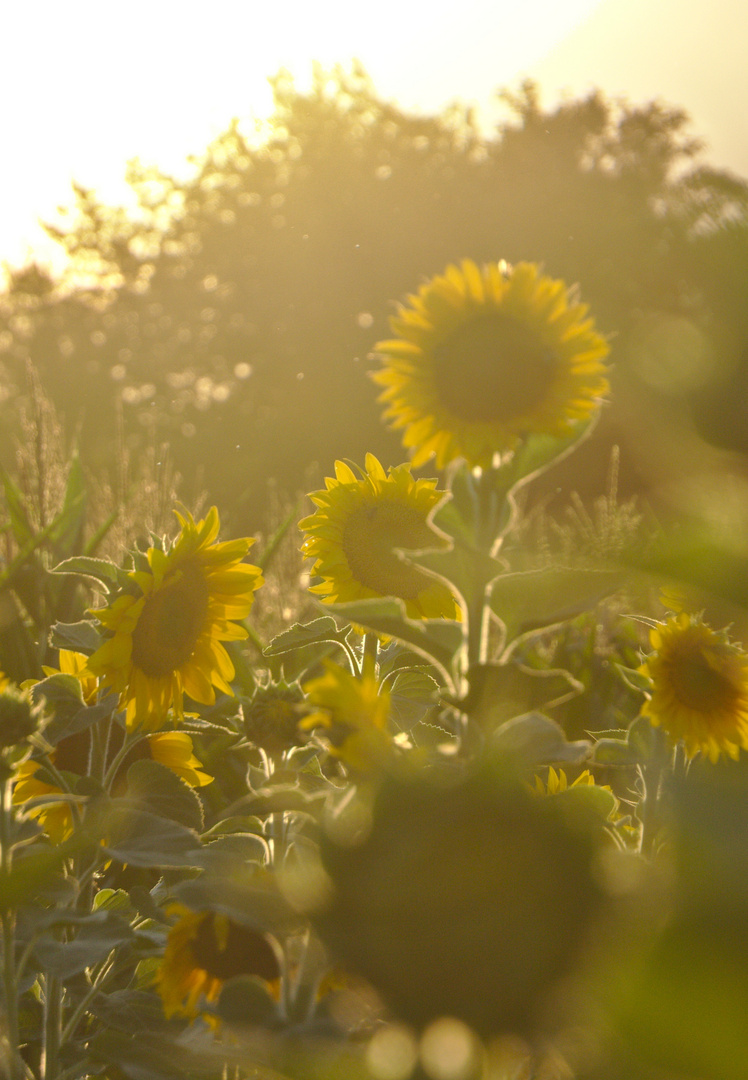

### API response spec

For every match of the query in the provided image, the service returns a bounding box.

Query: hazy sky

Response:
[2,0,744,273]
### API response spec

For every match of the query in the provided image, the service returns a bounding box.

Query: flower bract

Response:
[639,613,748,762]
[373,259,610,468]
[88,507,263,731]
[156,905,281,1024]
[299,453,458,620]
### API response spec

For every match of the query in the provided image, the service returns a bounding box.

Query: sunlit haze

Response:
[4,0,744,277]
[4,0,604,272]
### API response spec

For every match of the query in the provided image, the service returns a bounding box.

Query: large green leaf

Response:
[101,804,204,868]
[125,758,205,832]
[32,911,134,979]
[492,712,590,767]
[489,566,624,646]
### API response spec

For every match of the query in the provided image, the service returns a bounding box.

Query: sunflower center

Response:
[342,500,436,601]
[131,563,210,679]
[431,312,557,423]
[191,915,279,983]
[665,642,741,714]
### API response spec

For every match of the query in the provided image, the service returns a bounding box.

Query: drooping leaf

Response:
[492,712,590,767]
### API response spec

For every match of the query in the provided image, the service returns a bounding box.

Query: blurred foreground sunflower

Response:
[299,453,458,620]
[373,259,609,468]
[88,507,263,731]
[639,613,748,762]
[301,656,392,773]
[156,905,281,1024]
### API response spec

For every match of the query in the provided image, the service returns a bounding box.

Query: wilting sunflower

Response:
[88,507,263,731]
[373,259,610,469]
[156,905,281,1024]
[639,613,748,762]
[301,657,393,773]
[299,454,458,620]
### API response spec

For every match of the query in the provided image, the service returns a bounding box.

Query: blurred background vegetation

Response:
[1,65,747,536]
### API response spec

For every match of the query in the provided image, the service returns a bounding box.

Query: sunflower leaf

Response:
[490,567,624,645]
[326,598,463,689]
[102,804,204,868]
[386,668,441,731]
[502,417,598,494]
[49,619,104,655]
[402,545,505,610]
[492,711,590,767]
[124,759,204,832]
[592,736,639,766]
[50,555,129,591]
[41,694,119,747]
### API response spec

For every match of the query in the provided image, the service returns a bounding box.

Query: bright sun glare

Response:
[2,0,602,272]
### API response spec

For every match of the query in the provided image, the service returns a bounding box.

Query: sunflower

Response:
[88,507,263,731]
[533,766,597,796]
[639,613,748,763]
[156,905,281,1024]
[299,454,458,620]
[146,732,213,787]
[373,259,610,469]
[12,760,74,843]
[301,657,392,773]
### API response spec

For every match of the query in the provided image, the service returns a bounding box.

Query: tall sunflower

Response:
[373,259,610,469]
[88,507,263,731]
[301,656,393,773]
[639,613,748,762]
[156,905,281,1024]
[299,453,458,620]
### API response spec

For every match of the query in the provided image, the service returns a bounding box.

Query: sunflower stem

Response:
[40,974,63,1080]
[637,726,669,858]
[0,766,24,1080]
[362,632,380,674]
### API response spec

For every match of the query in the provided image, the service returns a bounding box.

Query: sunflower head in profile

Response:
[373,259,610,469]
[299,453,458,621]
[639,613,748,763]
[88,507,263,732]
[301,657,393,774]
[156,904,282,1025]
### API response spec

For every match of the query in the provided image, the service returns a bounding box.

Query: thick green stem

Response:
[362,632,380,673]
[41,974,62,1080]
[637,727,669,858]
[0,770,23,1080]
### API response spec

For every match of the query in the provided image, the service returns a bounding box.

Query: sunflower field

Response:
[3,254,748,1080]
